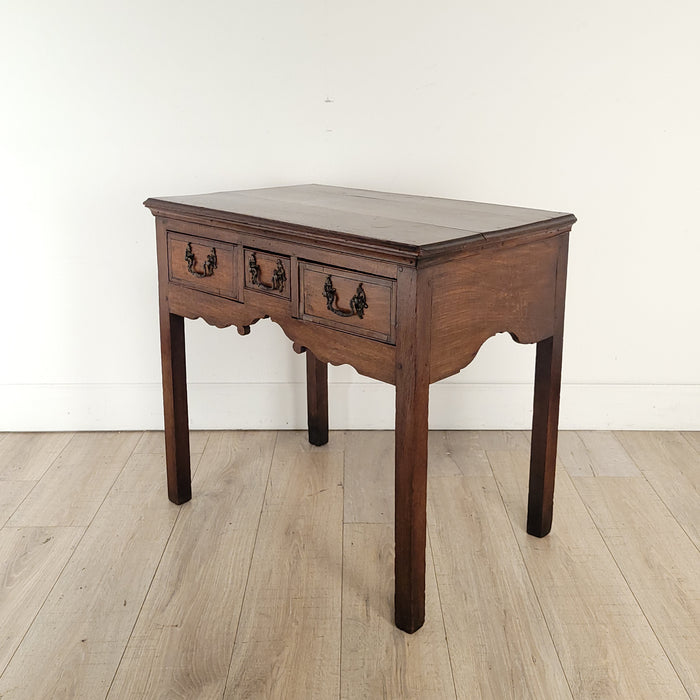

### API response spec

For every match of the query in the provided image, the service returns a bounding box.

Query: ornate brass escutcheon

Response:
[322,275,368,319]
[185,242,217,278]
[248,252,287,293]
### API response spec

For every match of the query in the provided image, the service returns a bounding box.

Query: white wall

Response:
[1,0,698,431]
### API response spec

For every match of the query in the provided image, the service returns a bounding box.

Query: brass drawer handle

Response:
[322,275,368,319]
[249,252,287,293]
[185,242,217,278]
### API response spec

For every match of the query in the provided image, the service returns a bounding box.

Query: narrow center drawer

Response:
[243,248,291,299]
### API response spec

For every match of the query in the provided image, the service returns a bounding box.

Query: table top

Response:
[145,184,575,260]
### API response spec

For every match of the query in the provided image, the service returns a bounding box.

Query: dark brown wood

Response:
[167,231,237,299]
[145,184,575,633]
[527,234,569,537]
[306,350,329,446]
[394,265,431,633]
[156,221,192,504]
[243,248,291,299]
[429,235,560,383]
[145,184,575,264]
[299,262,396,344]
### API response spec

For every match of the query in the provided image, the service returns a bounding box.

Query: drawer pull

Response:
[185,242,217,278]
[322,275,368,319]
[248,252,287,293]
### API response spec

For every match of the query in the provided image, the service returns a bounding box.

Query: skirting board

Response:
[0,382,698,431]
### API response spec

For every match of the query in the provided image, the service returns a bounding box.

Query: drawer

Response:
[299,262,396,343]
[244,248,291,299]
[167,231,237,298]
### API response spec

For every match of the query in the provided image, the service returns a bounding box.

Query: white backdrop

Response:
[1,0,698,430]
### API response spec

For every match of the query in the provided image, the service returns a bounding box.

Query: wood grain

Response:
[0,482,34,528]
[146,184,575,259]
[557,431,640,477]
[428,236,560,382]
[681,431,700,453]
[488,449,689,699]
[427,431,491,477]
[300,262,396,343]
[527,233,568,538]
[428,472,571,699]
[394,265,431,633]
[133,430,209,458]
[615,431,700,547]
[0,526,84,675]
[0,432,74,481]
[572,475,700,698]
[0,451,180,699]
[0,431,697,698]
[168,232,237,299]
[343,430,394,524]
[107,431,276,700]
[340,523,455,700]
[225,431,343,699]
[7,432,141,527]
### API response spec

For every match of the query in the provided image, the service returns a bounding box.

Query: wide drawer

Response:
[243,248,291,299]
[299,262,396,343]
[167,231,236,298]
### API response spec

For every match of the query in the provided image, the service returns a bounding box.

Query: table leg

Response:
[394,370,429,633]
[527,335,563,536]
[159,311,191,504]
[394,266,431,633]
[527,234,568,537]
[306,350,329,446]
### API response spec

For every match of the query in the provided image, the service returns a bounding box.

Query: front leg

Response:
[159,311,192,504]
[527,234,568,536]
[306,350,328,446]
[394,266,431,633]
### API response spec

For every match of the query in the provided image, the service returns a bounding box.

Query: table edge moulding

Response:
[145,183,576,634]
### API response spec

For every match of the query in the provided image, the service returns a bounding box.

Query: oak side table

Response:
[145,184,576,633]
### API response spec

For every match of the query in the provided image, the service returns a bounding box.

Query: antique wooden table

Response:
[145,184,576,633]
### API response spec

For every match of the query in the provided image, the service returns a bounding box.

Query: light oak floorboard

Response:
[225,431,343,700]
[0,451,181,700]
[573,475,700,698]
[108,431,276,700]
[0,430,697,700]
[476,429,531,452]
[681,432,700,454]
[0,482,34,528]
[576,431,640,476]
[7,432,142,527]
[343,430,393,524]
[0,432,74,481]
[428,431,491,477]
[428,473,571,699]
[341,523,455,699]
[488,449,689,699]
[0,526,84,675]
[615,431,700,548]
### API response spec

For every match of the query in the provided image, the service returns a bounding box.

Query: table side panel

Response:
[429,234,565,383]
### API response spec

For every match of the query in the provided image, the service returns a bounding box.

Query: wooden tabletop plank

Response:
[145,184,575,256]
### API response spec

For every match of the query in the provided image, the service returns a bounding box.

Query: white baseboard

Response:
[0,382,698,431]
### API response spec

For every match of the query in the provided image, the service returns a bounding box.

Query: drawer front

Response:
[168,232,236,298]
[244,248,291,299]
[299,262,396,343]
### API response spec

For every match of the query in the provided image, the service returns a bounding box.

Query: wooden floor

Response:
[0,431,698,699]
